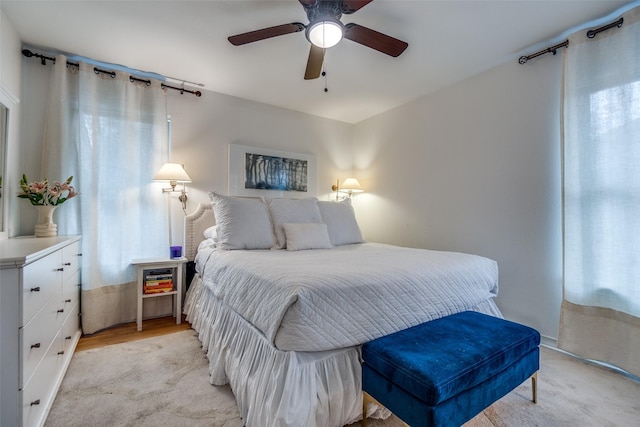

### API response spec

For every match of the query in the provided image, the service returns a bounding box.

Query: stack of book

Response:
[143,268,174,294]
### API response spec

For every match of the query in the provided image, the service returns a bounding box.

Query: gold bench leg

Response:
[362,392,410,427]
[531,372,538,404]
[362,391,371,427]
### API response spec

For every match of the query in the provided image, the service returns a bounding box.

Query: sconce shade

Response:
[340,178,363,193]
[153,163,192,183]
[154,162,191,212]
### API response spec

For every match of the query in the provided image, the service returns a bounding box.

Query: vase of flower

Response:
[17,174,78,238]
[34,205,58,237]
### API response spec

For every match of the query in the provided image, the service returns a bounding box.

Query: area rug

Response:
[46,330,640,427]
[45,330,242,427]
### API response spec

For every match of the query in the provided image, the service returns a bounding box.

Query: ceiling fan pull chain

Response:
[322,66,328,93]
[322,50,328,93]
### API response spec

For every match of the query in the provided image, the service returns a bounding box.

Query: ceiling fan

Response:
[228,0,409,80]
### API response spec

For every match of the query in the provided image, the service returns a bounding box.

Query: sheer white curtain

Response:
[42,56,169,334]
[560,7,640,377]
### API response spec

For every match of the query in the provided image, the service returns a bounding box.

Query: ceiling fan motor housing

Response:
[304,0,344,23]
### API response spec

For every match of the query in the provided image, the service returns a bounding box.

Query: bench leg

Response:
[362,392,410,427]
[531,372,538,403]
[362,392,371,427]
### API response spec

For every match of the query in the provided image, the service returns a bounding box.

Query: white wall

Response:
[167,90,354,245]
[353,58,563,340]
[12,57,50,236]
[0,9,21,94]
[169,91,353,203]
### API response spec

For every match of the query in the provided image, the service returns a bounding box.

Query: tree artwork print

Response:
[244,153,308,192]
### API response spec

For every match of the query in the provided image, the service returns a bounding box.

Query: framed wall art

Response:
[228,144,317,198]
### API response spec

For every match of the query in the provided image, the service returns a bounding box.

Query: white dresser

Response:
[0,235,82,427]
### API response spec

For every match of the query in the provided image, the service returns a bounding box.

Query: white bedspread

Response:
[196,242,499,352]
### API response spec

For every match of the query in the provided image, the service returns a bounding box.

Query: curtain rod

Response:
[518,40,569,64]
[21,48,202,97]
[518,16,625,65]
[587,17,623,38]
[161,83,202,97]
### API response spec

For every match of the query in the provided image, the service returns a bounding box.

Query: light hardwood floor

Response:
[76,315,191,352]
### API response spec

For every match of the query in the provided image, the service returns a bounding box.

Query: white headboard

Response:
[184,203,215,261]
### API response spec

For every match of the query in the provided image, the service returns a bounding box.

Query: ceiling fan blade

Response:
[342,0,374,14]
[228,23,305,46]
[343,23,408,57]
[304,44,325,80]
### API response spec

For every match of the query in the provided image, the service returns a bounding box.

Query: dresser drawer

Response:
[22,295,65,389]
[22,330,63,427]
[62,269,80,320]
[22,251,62,325]
[62,302,80,354]
[61,241,80,283]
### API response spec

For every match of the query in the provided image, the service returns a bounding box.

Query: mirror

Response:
[0,102,6,235]
[0,85,19,239]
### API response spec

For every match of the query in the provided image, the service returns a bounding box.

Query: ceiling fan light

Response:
[307,20,343,48]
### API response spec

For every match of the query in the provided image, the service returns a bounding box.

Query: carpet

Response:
[45,330,242,427]
[46,330,640,427]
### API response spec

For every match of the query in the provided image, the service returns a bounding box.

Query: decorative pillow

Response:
[209,192,276,250]
[268,198,323,248]
[282,223,332,251]
[317,198,364,246]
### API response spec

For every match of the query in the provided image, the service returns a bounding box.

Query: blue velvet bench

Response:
[361,311,540,427]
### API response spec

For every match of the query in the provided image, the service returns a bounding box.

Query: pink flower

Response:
[66,186,78,198]
[17,174,78,206]
[30,181,47,193]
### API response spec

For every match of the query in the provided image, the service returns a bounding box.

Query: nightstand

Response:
[132,257,187,331]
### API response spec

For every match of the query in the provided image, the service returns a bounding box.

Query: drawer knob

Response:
[31,343,41,349]
[56,268,64,272]
[64,262,72,266]
[58,351,65,355]
[65,336,72,340]
[57,309,65,313]
[30,399,40,406]
[30,287,40,292]
[65,299,72,303]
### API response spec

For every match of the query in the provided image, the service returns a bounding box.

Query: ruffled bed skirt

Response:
[184,273,502,427]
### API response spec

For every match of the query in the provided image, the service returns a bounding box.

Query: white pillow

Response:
[268,198,323,248]
[282,223,332,251]
[209,192,276,250]
[203,225,218,240]
[317,199,364,246]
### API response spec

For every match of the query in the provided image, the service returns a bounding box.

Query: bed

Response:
[183,194,502,427]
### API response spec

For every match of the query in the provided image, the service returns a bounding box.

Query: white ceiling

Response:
[1,1,634,123]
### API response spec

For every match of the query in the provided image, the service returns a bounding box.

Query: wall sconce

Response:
[153,162,192,211]
[331,177,363,201]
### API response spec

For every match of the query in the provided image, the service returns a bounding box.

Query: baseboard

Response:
[539,335,639,383]
[540,334,558,349]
